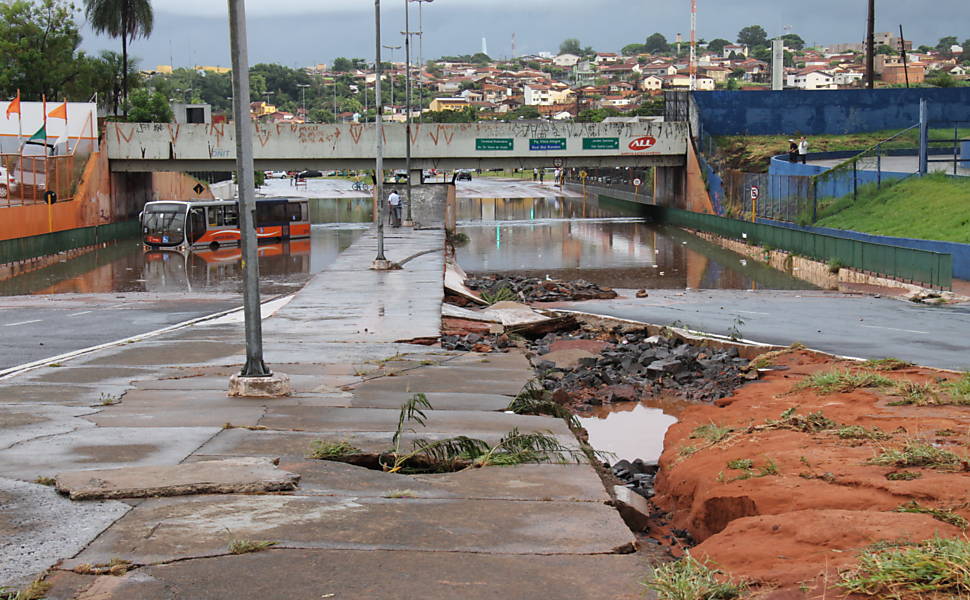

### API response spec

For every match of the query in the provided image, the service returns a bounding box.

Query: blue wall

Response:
[768,153,912,200]
[760,218,970,280]
[693,88,970,136]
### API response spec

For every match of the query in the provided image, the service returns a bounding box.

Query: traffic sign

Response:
[553,158,564,168]
[750,185,760,201]
[633,178,642,186]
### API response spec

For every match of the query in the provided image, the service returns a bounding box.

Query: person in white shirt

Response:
[387,190,402,227]
[798,137,809,164]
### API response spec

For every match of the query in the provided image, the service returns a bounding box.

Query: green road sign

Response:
[583,137,619,150]
[529,138,567,151]
[476,138,514,151]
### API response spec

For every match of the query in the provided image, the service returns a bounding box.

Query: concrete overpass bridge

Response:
[106,121,687,172]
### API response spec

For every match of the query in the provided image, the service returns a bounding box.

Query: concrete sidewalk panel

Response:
[82,341,244,367]
[0,477,129,588]
[52,549,653,600]
[0,427,220,481]
[19,366,153,386]
[350,367,532,396]
[0,384,125,407]
[258,406,572,436]
[0,404,97,450]
[348,391,512,411]
[55,457,300,500]
[68,494,635,565]
[411,464,612,502]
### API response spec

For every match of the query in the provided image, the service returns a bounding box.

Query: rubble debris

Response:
[464,274,618,303]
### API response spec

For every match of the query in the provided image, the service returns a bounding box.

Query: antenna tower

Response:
[689,0,697,91]
[511,32,517,59]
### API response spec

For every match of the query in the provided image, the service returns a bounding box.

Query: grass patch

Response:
[763,407,839,433]
[837,425,891,441]
[726,458,754,470]
[944,373,970,403]
[868,440,966,470]
[506,382,580,428]
[690,422,733,444]
[480,286,517,305]
[885,471,922,481]
[894,500,968,529]
[796,369,894,395]
[862,358,913,371]
[891,380,939,406]
[0,580,51,600]
[679,445,698,458]
[308,440,361,460]
[641,553,747,600]
[839,535,970,597]
[34,476,56,486]
[228,539,277,554]
[816,173,970,243]
[72,558,133,576]
[383,489,418,498]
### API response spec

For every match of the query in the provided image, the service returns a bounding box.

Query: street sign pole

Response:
[227,0,269,378]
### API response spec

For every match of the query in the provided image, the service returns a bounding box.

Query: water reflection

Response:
[456,197,815,291]
[578,395,694,463]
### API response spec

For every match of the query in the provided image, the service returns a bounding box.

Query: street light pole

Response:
[383,44,400,107]
[227,0,269,378]
[296,83,309,121]
[402,0,414,226]
[372,0,392,269]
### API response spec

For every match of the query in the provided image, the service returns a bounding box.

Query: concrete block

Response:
[228,373,292,398]
[613,485,651,531]
[55,457,300,500]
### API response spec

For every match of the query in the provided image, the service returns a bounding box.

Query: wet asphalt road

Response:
[561,289,970,371]
[0,294,240,371]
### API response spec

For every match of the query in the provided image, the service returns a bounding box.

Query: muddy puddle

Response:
[578,396,694,464]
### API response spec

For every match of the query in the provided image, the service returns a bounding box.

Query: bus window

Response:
[207,206,221,227]
[256,202,287,226]
[224,204,239,227]
[286,203,304,222]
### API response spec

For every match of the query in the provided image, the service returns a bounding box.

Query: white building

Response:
[553,53,581,67]
[523,84,553,106]
[788,69,837,90]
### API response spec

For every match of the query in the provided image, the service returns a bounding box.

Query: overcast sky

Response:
[79,0,968,69]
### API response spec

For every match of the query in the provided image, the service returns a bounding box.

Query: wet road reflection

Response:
[456,197,816,290]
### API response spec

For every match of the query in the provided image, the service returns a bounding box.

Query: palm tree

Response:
[83,0,154,116]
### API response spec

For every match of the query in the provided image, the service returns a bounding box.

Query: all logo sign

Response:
[628,136,657,152]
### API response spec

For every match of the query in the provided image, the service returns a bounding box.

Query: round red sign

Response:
[628,136,657,151]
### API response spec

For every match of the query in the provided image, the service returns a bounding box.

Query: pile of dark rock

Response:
[531,330,749,405]
[611,458,658,500]
[465,274,618,303]
[440,333,511,353]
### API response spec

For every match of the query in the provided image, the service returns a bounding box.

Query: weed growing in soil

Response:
[885,471,922,481]
[72,558,132,576]
[943,373,970,404]
[506,382,580,428]
[641,553,747,600]
[690,422,733,444]
[308,440,361,460]
[727,459,754,470]
[228,540,277,554]
[839,536,970,597]
[763,407,839,433]
[480,286,517,305]
[679,445,698,457]
[890,380,938,405]
[796,369,894,395]
[0,580,51,600]
[837,425,891,441]
[894,500,969,529]
[33,476,55,486]
[862,358,913,371]
[868,441,966,470]
[758,459,780,476]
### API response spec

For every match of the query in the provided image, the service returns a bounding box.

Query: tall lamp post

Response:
[372,0,393,270]
[296,83,310,121]
[402,0,432,226]
[382,44,401,107]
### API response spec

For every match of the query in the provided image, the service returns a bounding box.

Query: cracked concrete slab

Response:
[258,406,570,436]
[47,550,654,600]
[350,366,532,396]
[80,341,244,367]
[348,391,513,411]
[84,391,267,428]
[0,404,97,450]
[68,494,634,565]
[0,384,125,407]
[0,427,221,481]
[0,477,129,588]
[54,457,299,500]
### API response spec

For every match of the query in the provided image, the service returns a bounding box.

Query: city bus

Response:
[141,197,310,250]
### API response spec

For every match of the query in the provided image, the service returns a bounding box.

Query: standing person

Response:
[798,136,809,164]
[554,168,563,189]
[788,139,798,163]
[532,168,539,182]
[388,189,402,227]
[539,169,545,184]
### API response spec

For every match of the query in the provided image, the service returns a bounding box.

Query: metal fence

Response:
[0,220,139,266]
[656,206,952,290]
[1,153,77,207]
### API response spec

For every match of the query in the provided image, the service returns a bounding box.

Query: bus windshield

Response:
[142,203,187,245]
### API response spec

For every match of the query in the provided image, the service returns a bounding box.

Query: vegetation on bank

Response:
[814,174,970,243]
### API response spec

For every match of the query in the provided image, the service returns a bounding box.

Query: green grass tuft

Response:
[690,422,733,444]
[796,369,894,395]
[228,539,277,555]
[308,440,361,460]
[839,535,970,596]
[862,358,913,371]
[894,500,968,529]
[868,440,966,470]
[837,425,891,441]
[726,458,754,470]
[641,553,747,600]
[885,471,922,481]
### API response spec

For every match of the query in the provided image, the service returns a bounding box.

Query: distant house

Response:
[594,52,620,64]
[788,69,837,90]
[722,44,749,58]
[882,64,925,85]
[949,65,967,77]
[553,53,581,67]
[428,97,470,112]
[701,65,731,84]
[524,84,553,106]
[640,75,664,91]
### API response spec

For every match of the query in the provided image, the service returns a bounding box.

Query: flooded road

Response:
[455,197,815,291]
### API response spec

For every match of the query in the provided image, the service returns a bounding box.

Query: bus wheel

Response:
[0,184,7,199]
[209,241,220,251]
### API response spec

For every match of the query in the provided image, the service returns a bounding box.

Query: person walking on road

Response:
[798,136,809,164]
[788,139,798,163]
[539,169,545,184]
[388,190,402,228]
[532,168,539,182]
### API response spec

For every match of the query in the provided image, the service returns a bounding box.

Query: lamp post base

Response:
[401,220,415,227]
[370,259,402,271]
[228,373,292,398]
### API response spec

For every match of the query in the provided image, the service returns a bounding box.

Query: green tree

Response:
[0,0,86,100]
[84,0,154,116]
[876,44,895,55]
[427,106,478,123]
[936,36,959,52]
[332,57,353,72]
[925,70,957,88]
[470,52,491,64]
[644,33,669,54]
[622,43,646,56]
[559,38,582,55]
[707,38,731,54]
[737,25,768,48]
[126,88,172,122]
[509,105,540,120]
[781,33,805,51]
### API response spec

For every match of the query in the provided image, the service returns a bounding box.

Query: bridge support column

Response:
[654,165,686,208]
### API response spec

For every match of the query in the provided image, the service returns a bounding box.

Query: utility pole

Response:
[689,0,697,91]
[296,83,309,121]
[372,0,392,270]
[227,0,284,391]
[383,44,400,107]
[402,1,415,226]
[866,0,875,89]
[899,24,911,88]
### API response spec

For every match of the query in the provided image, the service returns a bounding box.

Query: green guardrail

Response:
[0,220,140,266]
[659,206,952,290]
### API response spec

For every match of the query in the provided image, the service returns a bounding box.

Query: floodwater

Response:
[0,199,369,296]
[455,197,816,291]
[577,396,696,464]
